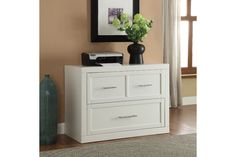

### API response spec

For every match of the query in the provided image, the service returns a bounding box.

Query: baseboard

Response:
[57,123,65,134]
[182,96,197,105]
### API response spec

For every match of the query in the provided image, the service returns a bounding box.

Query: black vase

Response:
[127,42,145,64]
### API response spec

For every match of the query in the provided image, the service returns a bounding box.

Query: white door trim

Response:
[182,96,197,105]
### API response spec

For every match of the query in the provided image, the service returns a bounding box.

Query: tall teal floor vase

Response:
[40,74,57,145]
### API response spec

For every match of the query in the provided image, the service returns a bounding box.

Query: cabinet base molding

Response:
[72,127,169,143]
[57,123,169,141]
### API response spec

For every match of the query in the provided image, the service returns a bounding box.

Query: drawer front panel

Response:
[127,70,164,99]
[87,100,165,135]
[88,73,126,103]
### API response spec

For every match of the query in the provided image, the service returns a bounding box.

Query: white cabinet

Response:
[65,64,169,143]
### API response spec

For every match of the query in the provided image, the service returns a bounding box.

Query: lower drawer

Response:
[87,100,165,135]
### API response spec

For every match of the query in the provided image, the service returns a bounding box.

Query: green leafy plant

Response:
[112,13,153,43]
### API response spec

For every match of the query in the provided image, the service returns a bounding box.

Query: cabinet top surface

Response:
[65,64,169,72]
[65,64,168,69]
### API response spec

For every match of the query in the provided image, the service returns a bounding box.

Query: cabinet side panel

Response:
[65,66,82,141]
[164,66,170,130]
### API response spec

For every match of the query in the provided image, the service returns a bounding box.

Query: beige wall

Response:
[40,0,163,122]
[182,78,197,97]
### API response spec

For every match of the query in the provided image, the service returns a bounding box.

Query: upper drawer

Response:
[127,70,165,99]
[87,72,126,104]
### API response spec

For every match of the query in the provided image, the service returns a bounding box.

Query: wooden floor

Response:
[40,105,196,151]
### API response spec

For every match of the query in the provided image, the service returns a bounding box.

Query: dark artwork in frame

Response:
[91,0,140,42]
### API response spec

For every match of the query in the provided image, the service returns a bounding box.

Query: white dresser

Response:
[65,64,169,143]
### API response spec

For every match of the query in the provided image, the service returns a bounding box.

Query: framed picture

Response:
[91,0,140,42]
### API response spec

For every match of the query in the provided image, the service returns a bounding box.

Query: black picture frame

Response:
[91,0,140,42]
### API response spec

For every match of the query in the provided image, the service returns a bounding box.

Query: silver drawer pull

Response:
[117,115,138,119]
[102,86,117,89]
[137,84,152,87]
